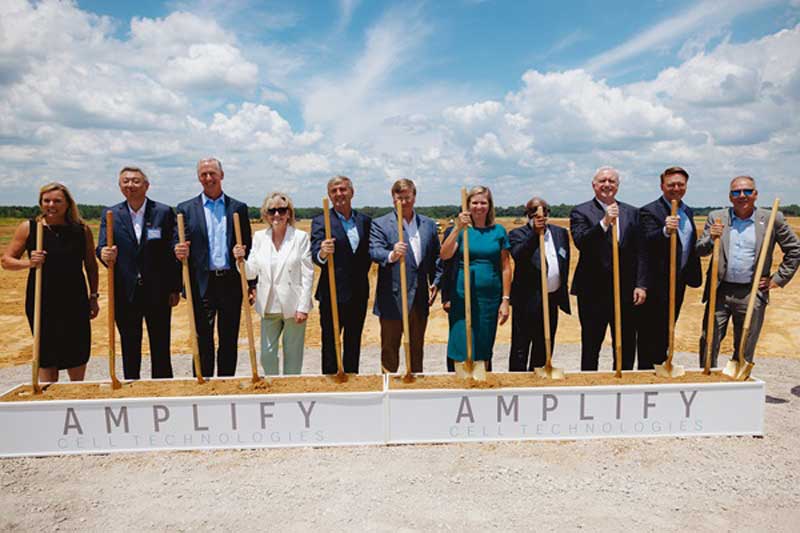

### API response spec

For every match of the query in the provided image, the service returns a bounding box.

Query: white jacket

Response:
[242,226,314,319]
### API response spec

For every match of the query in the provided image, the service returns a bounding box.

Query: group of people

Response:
[2,160,798,383]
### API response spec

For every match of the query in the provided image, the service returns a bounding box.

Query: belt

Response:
[720,280,750,288]
[211,269,232,277]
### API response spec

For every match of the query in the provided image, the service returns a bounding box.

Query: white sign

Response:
[388,380,764,443]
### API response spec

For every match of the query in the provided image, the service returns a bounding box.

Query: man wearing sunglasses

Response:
[637,167,702,369]
[696,175,800,368]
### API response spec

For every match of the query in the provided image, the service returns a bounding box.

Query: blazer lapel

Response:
[330,209,352,256]
[272,226,294,281]
[754,208,768,259]
[193,195,210,265]
[117,202,137,247]
[138,199,154,252]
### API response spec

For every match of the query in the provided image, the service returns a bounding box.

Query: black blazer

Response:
[569,198,648,301]
[509,223,571,315]
[174,194,251,299]
[639,197,702,300]
[96,199,181,303]
[311,209,372,304]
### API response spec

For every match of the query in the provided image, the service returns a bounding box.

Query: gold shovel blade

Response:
[654,362,685,378]
[736,361,755,381]
[454,359,487,381]
[722,359,740,378]
[534,365,565,380]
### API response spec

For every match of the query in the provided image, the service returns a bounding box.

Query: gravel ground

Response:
[1,345,799,532]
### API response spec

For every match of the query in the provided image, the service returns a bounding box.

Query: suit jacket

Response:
[175,194,251,299]
[311,209,372,304]
[436,225,456,304]
[242,226,314,319]
[696,207,800,303]
[508,222,571,315]
[639,197,702,301]
[369,210,441,320]
[569,198,648,301]
[97,198,181,303]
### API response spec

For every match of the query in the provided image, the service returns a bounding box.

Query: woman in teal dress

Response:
[440,186,512,370]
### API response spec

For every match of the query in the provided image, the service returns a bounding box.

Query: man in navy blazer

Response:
[508,197,571,371]
[570,166,648,371]
[369,179,441,373]
[637,166,702,369]
[97,167,181,379]
[311,176,372,374]
[174,158,252,377]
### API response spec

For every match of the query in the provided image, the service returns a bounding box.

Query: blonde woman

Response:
[234,192,313,374]
[1,183,99,382]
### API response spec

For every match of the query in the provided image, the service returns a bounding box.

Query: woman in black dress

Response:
[1,183,99,382]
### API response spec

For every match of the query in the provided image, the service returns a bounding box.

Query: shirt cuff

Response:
[388,251,398,263]
[316,251,328,264]
[600,219,609,232]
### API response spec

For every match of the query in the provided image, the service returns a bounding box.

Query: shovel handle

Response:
[666,200,678,369]
[323,198,345,377]
[31,220,44,394]
[536,206,553,368]
[106,211,121,388]
[397,201,413,377]
[703,218,722,374]
[611,218,622,378]
[737,198,780,366]
[461,188,473,367]
[233,213,259,382]
[177,214,205,384]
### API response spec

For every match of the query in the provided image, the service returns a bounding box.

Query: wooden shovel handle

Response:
[461,188,473,366]
[322,198,344,376]
[666,200,678,368]
[106,211,120,388]
[703,218,722,374]
[233,212,259,382]
[177,214,204,384]
[536,206,552,368]
[397,201,412,377]
[31,220,44,394]
[611,218,622,378]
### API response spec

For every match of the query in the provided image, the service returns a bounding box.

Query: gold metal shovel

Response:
[533,207,563,380]
[322,198,348,383]
[655,200,685,378]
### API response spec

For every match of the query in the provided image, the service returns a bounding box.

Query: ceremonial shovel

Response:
[106,211,122,389]
[655,200,686,378]
[177,214,205,384]
[533,207,564,380]
[322,198,347,383]
[702,218,722,375]
[454,187,487,381]
[397,200,415,383]
[233,213,260,383]
[723,198,780,381]
[611,217,623,379]
[31,220,44,395]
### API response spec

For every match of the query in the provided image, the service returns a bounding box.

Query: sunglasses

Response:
[730,189,754,198]
[266,207,289,216]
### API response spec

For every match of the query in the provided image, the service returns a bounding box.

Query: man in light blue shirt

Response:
[696,175,800,367]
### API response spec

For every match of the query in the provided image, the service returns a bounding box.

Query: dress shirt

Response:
[335,209,359,253]
[127,199,147,244]
[660,197,692,270]
[202,193,229,270]
[724,209,756,283]
[543,228,561,293]
[598,201,621,239]
[390,212,421,264]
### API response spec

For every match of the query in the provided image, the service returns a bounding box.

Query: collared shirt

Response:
[598,200,621,240]
[724,208,757,283]
[127,199,147,244]
[403,212,422,265]
[335,209,359,253]
[661,196,692,270]
[543,227,561,293]
[202,192,228,270]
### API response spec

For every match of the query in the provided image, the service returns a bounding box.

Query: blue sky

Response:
[1,0,799,208]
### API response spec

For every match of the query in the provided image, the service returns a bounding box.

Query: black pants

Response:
[115,283,173,379]
[509,297,559,371]
[319,295,368,374]
[578,294,636,372]
[636,284,687,369]
[192,271,242,377]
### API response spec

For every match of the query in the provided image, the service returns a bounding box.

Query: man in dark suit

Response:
[97,167,181,379]
[311,176,372,374]
[173,158,252,377]
[637,166,702,369]
[508,197,571,371]
[570,166,648,371]
[369,179,441,373]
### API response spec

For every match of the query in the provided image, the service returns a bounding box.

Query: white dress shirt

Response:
[127,199,147,244]
[543,228,561,293]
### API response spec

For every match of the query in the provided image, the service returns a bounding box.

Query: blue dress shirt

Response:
[661,197,693,270]
[335,210,360,253]
[202,193,229,270]
[724,208,756,283]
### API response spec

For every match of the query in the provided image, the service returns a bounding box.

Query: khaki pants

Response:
[380,303,428,373]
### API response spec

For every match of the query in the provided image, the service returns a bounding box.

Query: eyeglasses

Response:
[730,189,754,198]
[266,207,289,216]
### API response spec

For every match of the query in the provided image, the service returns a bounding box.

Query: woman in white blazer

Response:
[233,193,314,375]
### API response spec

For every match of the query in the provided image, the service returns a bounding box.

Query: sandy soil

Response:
[0,345,798,532]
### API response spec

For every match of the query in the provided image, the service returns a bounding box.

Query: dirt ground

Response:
[0,216,798,371]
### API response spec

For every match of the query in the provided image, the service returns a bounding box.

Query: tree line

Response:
[1,203,799,222]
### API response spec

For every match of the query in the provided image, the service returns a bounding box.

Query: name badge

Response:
[558,247,567,259]
[147,228,162,240]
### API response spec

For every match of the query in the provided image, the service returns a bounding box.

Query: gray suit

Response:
[696,207,800,366]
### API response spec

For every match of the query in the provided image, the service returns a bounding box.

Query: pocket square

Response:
[558,247,567,258]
